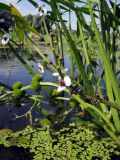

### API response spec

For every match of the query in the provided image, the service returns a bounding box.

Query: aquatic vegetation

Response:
[0,122,120,160]
[32,74,43,82]
[57,75,71,92]
[13,89,24,100]
[12,82,23,90]
[30,74,43,92]
[0,1,120,159]
[0,87,4,95]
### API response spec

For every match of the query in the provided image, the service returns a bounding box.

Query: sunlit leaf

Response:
[0,3,10,10]
[10,4,39,35]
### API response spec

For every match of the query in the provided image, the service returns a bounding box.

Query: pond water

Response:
[0,46,72,131]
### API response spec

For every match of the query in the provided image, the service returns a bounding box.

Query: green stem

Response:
[72,94,116,133]
[97,120,120,146]
[55,97,70,101]
[112,0,117,73]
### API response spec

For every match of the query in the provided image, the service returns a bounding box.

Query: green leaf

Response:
[0,3,10,10]
[77,12,94,36]
[15,23,25,42]
[10,4,39,35]
[101,0,120,25]
[10,4,23,18]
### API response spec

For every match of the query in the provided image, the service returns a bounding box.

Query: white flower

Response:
[57,76,71,92]
[1,33,9,45]
[37,63,44,73]
[37,4,47,17]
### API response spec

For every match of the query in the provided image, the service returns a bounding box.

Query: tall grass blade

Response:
[88,0,120,108]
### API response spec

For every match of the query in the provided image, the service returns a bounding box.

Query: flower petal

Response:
[1,33,9,45]
[39,12,44,17]
[37,68,44,73]
[37,63,44,73]
[37,4,47,17]
[57,86,66,92]
[38,63,42,68]
[64,76,71,86]
[43,8,47,16]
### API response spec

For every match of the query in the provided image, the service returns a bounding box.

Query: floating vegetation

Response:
[0,0,120,159]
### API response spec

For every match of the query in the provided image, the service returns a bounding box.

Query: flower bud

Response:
[48,60,53,65]
[30,81,41,92]
[13,89,24,99]
[32,74,43,82]
[12,82,22,90]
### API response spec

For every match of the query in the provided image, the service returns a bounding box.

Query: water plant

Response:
[0,122,120,160]
[0,0,120,158]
